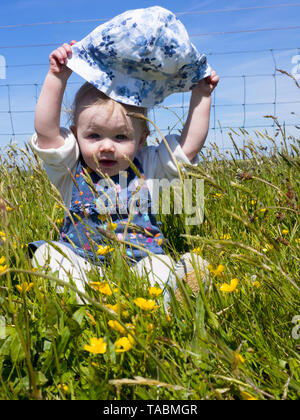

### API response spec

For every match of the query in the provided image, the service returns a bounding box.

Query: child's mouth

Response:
[99,159,117,167]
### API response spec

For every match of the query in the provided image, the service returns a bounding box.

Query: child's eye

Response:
[88,133,100,139]
[115,134,128,140]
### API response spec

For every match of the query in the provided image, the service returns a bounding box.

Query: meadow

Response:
[0,117,299,400]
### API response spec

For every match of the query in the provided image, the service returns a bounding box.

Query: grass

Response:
[0,122,299,400]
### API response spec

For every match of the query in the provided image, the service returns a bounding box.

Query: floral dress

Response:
[31,156,165,266]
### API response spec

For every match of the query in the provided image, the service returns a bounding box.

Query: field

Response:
[0,121,299,400]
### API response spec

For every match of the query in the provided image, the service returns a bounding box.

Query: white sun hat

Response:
[67,5,211,107]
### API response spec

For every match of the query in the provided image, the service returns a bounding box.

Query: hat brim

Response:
[67,49,211,107]
[66,5,211,107]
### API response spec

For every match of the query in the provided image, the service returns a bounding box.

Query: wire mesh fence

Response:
[0,46,300,155]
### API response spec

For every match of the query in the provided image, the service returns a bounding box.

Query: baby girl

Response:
[29,8,219,301]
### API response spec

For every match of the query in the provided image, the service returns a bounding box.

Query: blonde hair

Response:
[71,82,150,138]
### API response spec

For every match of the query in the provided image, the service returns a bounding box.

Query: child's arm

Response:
[180,70,219,162]
[34,42,75,149]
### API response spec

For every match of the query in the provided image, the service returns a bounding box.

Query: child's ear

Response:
[70,125,77,138]
[137,131,148,151]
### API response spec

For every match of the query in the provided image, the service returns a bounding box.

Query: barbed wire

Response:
[1,48,299,154]
[1,46,300,70]
[1,3,300,29]
[1,25,300,50]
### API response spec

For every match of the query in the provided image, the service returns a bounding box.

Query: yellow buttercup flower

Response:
[148,286,163,297]
[0,256,5,265]
[122,310,130,319]
[108,320,126,334]
[240,391,257,400]
[134,298,158,312]
[234,350,245,364]
[127,333,135,346]
[106,303,129,318]
[295,238,300,244]
[220,234,231,240]
[96,245,115,255]
[90,281,112,296]
[147,323,154,332]
[114,336,133,353]
[107,222,118,231]
[246,275,260,289]
[58,384,69,393]
[262,243,274,253]
[219,278,239,293]
[125,323,135,331]
[282,229,289,235]
[0,231,6,242]
[0,265,8,274]
[192,247,201,255]
[84,337,107,354]
[106,303,119,313]
[208,264,225,277]
[16,282,34,293]
[259,208,267,213]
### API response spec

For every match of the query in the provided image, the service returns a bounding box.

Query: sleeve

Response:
[29,128,80,207]
[138,134,200,181]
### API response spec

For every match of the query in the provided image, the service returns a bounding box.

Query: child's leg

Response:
[171,252,210,302]
[31,242,102,298]
[133,254,177,301]
[132,252,210,304]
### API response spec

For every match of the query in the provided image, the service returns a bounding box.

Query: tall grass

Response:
[0,121,299,400]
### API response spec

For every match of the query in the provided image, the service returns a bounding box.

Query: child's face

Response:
[72,102,146,177]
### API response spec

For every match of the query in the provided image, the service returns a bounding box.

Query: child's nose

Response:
[99,138,115,153]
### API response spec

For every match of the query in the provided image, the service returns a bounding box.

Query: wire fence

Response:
[1,3,300,30]
[1,46,300,154]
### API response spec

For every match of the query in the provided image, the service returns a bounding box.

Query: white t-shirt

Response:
[29,128,200,208]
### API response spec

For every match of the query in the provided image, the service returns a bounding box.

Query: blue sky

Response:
[0,0,300,151]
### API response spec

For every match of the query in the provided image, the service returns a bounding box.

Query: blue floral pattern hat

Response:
[67,6,211,107]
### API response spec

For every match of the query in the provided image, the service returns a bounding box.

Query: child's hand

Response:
[49,41,76,76]
[192,70,219,97]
